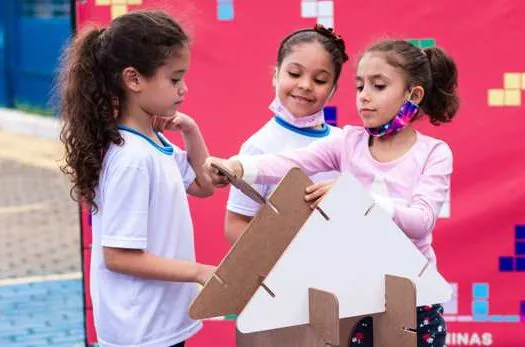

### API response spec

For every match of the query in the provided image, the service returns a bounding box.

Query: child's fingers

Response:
[304,188,325,202]
[153,115,177,131]
[305,182,322,193]
[310,198,321,210]
[203,158,216,172]
[305,180,333,193]
[152,117,162,131]
[171,116,182,127]
[204,157,234,188]
[212,175,230,187]
[305,181,335,207]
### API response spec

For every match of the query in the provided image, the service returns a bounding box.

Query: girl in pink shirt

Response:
[207,39,459,347]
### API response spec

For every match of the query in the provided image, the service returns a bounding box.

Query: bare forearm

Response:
[104,248,205,283]
[183,125,214,196]
[225,211,252,245]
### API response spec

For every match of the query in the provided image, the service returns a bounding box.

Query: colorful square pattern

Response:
[500,225,525,272]
[95,0,143,19]
[301,0,334,28]
[488,73,525,107]
[407,38,436,48]
[218,0,234,21]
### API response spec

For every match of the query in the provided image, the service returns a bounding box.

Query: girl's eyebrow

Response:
[356,74,390,82]
[286,62,331,75]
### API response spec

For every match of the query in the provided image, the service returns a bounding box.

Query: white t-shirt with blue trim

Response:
[227,117,342,217]
[91,126,201,347]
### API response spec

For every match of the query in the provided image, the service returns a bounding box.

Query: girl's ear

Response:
[408,85,425,105]
[122,67,143,93]
[272,67,278,88]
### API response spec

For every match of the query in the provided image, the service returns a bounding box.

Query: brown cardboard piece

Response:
[190,168,417,346]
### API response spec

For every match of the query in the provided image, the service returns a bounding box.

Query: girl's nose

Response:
[178,79,188,95]
[298,77,313,91]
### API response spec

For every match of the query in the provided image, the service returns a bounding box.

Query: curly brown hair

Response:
[59,10,188,211]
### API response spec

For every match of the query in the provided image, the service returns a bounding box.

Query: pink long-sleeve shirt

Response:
[240,125,453,264]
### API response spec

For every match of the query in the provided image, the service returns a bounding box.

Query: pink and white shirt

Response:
[240,125,453,264]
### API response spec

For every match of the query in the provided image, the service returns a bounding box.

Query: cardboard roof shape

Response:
[189,168,451,333]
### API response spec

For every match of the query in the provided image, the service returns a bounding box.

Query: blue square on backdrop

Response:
[488,315,520,322]
[521,301,525,315]
[217,0,233,3]
[516,257,525,271]
[499,257,514,272]
[516,242,525,255]
[472,300,489,316]
[218,4,234,21]
[473,283,489,299]
[516,225,525,240]
[324,106,337,126]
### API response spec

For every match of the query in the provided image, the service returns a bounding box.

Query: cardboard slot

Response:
[267,200,280,215]
[417,260,431,277]
[260,282,276,298]
[364,202,376,216]
[316,206,330,221]
[213,273,226,286]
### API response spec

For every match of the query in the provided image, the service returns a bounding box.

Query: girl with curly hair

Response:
[59,10,216,347]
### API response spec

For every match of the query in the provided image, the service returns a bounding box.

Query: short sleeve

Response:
[100,165,150,249]
[173,145,196,190]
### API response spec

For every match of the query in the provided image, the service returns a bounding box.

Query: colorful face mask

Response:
[365,99,419,138]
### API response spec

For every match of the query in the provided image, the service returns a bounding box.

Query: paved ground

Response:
[0,277,84,347]
[0,127,86,346]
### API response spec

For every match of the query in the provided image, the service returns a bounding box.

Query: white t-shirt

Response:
[227,117,342,217]
[91,126,201,347]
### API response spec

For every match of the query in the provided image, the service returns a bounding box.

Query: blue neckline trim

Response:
[273,116,331,138]
[118,125,174,155]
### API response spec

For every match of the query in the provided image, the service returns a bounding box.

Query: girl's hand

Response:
[305,180,335,208]
[196,264,217,286]
[203,157,243,188]
[153,112,197,134]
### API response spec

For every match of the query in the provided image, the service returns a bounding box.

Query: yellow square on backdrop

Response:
[112,0,128,5]
[505,89,521,106]
[127,0,143,5]
[522,73,525,89]
[504,73,521,89]
[111,4,128,18]
[95,0,111,5]
[488,89,505,106]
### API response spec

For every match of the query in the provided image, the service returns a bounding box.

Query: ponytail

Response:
[59,27,123,211]
[421,47,459,125]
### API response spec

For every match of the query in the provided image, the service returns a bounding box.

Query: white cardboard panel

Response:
[237,172,451,333]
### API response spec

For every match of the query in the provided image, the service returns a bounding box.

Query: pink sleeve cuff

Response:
[235,155,258,184]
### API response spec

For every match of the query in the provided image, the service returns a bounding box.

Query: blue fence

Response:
[0,0,71,114]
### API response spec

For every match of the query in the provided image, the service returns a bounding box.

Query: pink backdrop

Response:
[77,1,525,346]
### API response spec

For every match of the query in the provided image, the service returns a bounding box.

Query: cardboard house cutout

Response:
[190,168,451,346]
